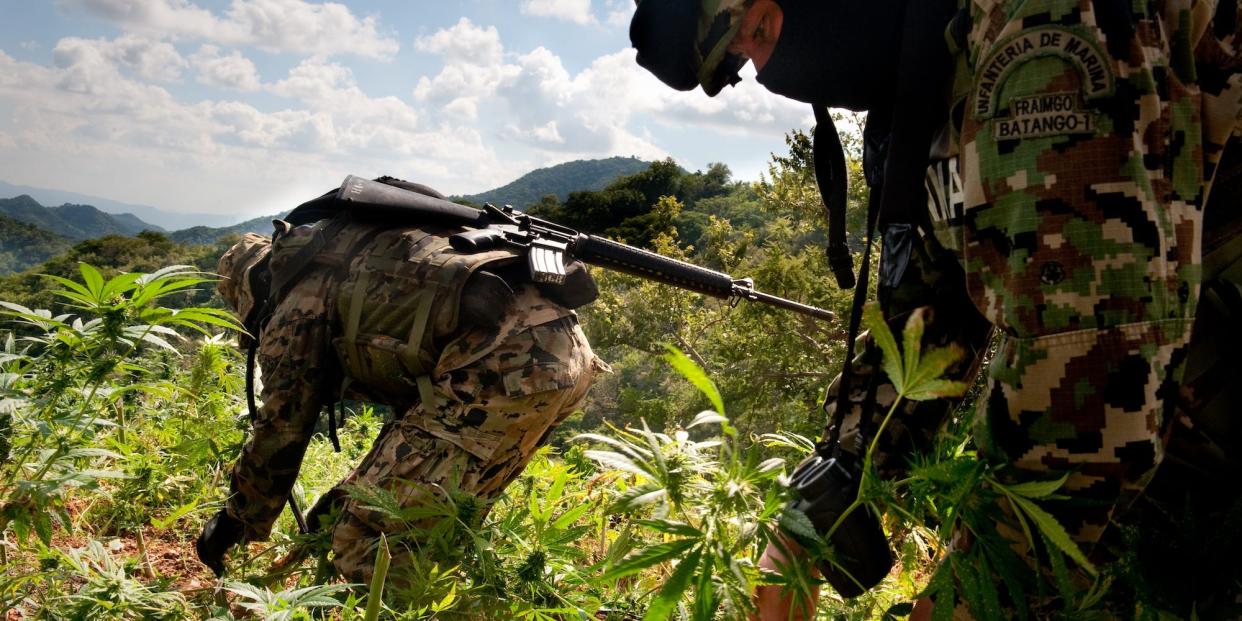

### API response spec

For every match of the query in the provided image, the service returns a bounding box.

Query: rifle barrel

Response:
[736,288,836,322]
[572,234,735,298]
[573,234,835,322]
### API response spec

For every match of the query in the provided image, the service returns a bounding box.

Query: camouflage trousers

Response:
[827,0,1242,615]
[327,313,598,584]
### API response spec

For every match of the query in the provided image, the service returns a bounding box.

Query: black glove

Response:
[195,510,245,577]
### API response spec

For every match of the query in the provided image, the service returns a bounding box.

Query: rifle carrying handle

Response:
[572,234,734,298]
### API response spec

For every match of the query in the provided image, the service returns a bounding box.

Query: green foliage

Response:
[51,540,192,619]
[216,582,357,620]
[0,264,243,614]
[849,302,1105,619]
[572,144,861,441]
[170,213,282,246]
[0,135,1166,619]
[0,212,72,274]
[577,347,800,621]
[0,232,229,313]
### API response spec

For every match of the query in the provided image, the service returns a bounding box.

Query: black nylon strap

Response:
[813,107,857,290]
[825,186,881,459]
[245,341,260,423]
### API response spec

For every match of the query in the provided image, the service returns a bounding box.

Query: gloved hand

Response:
[195,510,245,577]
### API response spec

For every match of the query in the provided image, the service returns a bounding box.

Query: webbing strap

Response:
[825,190,881,459]
[416,374,438,413]
[400,290,437,376]
[269,215,351,303]
[821,115,889,457]
[245,341,259,423]
[343,269,372,366]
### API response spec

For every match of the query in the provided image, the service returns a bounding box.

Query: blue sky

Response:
[0,0,810,221]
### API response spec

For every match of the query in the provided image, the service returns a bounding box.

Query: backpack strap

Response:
[269,214,354,304]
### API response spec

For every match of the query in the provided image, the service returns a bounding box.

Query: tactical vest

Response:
[266,218,528,406]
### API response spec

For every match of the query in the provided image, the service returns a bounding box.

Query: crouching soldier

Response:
[196,177,606,584]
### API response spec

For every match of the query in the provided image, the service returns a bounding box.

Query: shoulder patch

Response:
[974,27,1114,120]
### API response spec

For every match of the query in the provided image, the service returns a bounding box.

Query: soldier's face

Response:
[727,0,783,72]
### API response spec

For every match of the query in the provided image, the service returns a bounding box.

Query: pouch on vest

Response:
[330,226,522,403]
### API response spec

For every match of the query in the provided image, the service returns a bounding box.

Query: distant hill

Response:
[457,157,652,208]
[169,213,281,245]
[0,195,161,240]
[0,213,72,274]
[0,195,161,239]
[0,179,232,230]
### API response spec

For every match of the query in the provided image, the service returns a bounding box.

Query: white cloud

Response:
[411,20,808,166]
[414,17,504,65]
[505,120,565,144]
[602,0,630,27]
[59,0,400,59]
[0,39,509,216]
[520,0,596,25]
[54,35,188,82]
[412,19,520,121]
[0,16,810,218]
[190,45,261,91]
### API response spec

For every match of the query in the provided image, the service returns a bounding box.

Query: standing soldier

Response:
[196,178,605,584]
[630,0,1242,618]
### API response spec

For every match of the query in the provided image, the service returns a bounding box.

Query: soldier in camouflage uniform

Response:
[198,210,603,584]
[630,0,1242,617]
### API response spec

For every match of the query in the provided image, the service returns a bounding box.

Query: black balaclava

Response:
[755,0,907,111]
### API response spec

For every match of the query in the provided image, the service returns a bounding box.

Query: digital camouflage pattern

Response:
[958,0,1241,552]
[814,0,1242,615]
[216,219,602,579]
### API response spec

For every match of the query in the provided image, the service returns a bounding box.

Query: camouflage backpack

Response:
[265,217,529,405]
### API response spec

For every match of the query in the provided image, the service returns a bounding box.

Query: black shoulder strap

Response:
[813,107,856,289]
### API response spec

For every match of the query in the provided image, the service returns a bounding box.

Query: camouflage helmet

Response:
[630,0,749,96]
[217,232,272,346]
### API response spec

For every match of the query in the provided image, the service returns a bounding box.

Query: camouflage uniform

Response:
[216,218,603,581]
[629,0,1242,614]
[822,0,1242,614]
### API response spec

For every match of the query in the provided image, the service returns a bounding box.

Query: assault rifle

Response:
[336,175,835,322]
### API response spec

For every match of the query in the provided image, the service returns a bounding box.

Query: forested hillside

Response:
[0,179,228,230]
[169,213,281,245]
[0,230,228,312]
[458,156,653,209]
[0,213,71,273]
[0,195,162,240]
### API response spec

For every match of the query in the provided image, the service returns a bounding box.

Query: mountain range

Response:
[0,157,655,274]
[0,180,234,231]
[0,195,160,239]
